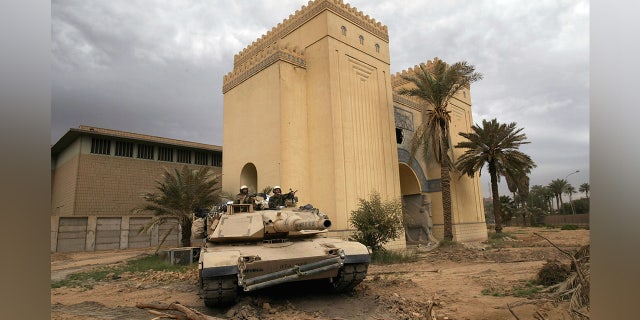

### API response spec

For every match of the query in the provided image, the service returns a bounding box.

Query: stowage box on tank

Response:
[196,202,371,308]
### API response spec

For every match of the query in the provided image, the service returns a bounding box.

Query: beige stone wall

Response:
[432,221,488,243]
[222,63,286,194]
[222,0,402,242]
[222,0,487,247]
[51,142,80,217]
[74,152,220,217]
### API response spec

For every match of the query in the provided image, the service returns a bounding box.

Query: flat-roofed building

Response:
[50,125,222,252]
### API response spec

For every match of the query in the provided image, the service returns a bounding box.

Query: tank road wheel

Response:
[202,275,238,308]
[328,263,368,292]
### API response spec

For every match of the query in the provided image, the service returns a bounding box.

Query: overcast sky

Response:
[51,0,589,198]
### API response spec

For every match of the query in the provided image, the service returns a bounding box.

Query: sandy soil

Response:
[51,226,590,320]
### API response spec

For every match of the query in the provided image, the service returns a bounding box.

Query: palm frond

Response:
[398,58,482,166]
[131,165,222,246]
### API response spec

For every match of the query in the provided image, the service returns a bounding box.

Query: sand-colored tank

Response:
[197,202,371,308]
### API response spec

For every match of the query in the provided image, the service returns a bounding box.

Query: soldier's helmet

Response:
[240,185,248,192]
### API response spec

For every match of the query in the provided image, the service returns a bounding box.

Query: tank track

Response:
[201,275,238,308]
[329,263,368,292]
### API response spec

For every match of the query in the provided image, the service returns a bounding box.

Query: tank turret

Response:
[197,203,371,308]
[264,207,331,232]
[205,206,332,243]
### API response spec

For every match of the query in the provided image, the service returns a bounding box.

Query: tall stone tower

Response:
[222,0,403,246]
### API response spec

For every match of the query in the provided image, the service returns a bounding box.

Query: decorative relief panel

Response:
[394,106,414,132]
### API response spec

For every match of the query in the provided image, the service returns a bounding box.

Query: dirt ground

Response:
[51,226,590,320]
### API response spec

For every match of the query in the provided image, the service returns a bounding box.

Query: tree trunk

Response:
[569,194,574,214]
[489,162,502,233]
[521,200,528,226]
[180,217,192,247]
[441,160,453,241]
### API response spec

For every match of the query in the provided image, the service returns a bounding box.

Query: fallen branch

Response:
[136,302,224,320]
[571,307,590,320]
[147,309,187,320]
[534,310,548,320]
[507,300,554,320]
[533,233,590,319]
[507,303,520,320]
[424,295,438,320]
[496,298,553,309]
[533,233,586,285]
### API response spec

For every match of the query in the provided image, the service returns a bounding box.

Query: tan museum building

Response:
[221,0,487,249]
[51,0,486,252]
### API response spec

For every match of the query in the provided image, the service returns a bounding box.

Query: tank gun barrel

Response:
[272,216,332,232]
[294,218,331,230]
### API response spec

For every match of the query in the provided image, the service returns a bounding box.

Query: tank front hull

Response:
[198,237,371,307]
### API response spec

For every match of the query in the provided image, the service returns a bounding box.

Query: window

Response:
[158,147,174,162]
[90,138,110,155]
[194,151,208,165]
[114,141,133,157]
[341,25,347,36]
[375,43,380,53]
[177,149,191,164]
[359,35,364,45]
[212,152,222,167]
[137,144,154,160]
[396,128,404,144]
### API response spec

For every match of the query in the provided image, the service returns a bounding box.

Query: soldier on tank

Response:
[234,185,255,212]
[268,186,286,209]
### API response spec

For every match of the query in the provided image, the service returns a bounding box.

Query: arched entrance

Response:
[240,163,258,193]
[397,149,434,244]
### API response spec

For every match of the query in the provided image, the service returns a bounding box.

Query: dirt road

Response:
[51,227,589,320]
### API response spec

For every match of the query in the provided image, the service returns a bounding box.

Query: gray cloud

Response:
[52,0,589,197]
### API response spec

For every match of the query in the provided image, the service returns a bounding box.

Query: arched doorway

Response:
[397,149,434,245]
[240,163,258,193]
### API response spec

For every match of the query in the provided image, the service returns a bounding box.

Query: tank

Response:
[196,201,371,308]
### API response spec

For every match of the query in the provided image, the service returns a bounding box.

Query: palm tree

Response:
[499,195,516,225]
[529,185,551,212]
[548,179,568,214]
[543,186,555,213]
[454,118,535,233]
[564,184,576,214]
[133,165,222,247]
[579,182,590,199]
[505,172,520,208]
[397,58,482,240]
[504,167,532,225]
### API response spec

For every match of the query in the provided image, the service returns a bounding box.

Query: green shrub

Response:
[560,224,579,230]
[481,280,544,298]
[349,191,404,253]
